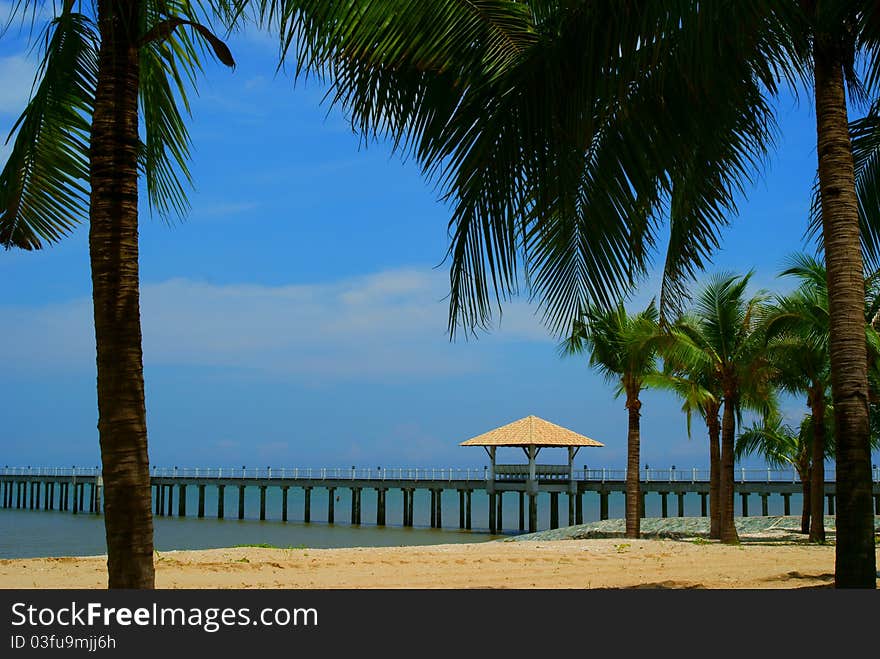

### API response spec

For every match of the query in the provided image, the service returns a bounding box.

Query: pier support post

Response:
[519,492,525,531]
[153,484,160,514]
[741,493,749,517]
[436,489,442,528]
[259,486,267,521]
[327,487,335,524]
[488,492,497,534]
[495,491,502,532]
[660,492,668,518]
[677,492,685,517]
[401,489,409,526]
[430,489,436,527]
[178,484,186,517]
[198,485,205,518]
[165,484,173,517]
[528,494,537,532]
[700,492,708,517]
[377,488,386,526]
[78,482,84,514]
[761,493,769,517]
[72,483,79,515]
[238,486,245,520]
[466,490,472,530]
[568,492,575,526]
[826,494,834,515]
[281,487,289,522]
[459,490,465,529]
[44,482,51,510]
[783,493,791,516]
[88,483,94,514]
[352,488,361,525]
[550,492,559,529]
[304,487,312,523]
[576,492,583,525]
[217,485,225,519]
[407,488,414,527]
[599,492,608,521]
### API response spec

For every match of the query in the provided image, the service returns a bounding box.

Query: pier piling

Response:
[259,486,267,521]
[827,494,834,515]
[549,492,559,529]
[677,492,685,517]
[519,492,525,531]
[660,492,668,518]
[327,487,335,524]
[761,493,769,517]
[217,484,225,519]
[304,487,311,523]
[741,493,749,517]
[238,486,245,520]
[178,484,186,517]
[281,486,289,522]
[198,484,205,518]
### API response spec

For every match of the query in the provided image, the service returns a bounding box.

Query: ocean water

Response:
[0,487,806,559]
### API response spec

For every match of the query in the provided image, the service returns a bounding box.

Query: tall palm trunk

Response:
[90,0,154,589]
[706,403,721,539]
[813,40,876,587]
[719,394,739,544]
[808,387,826,543]
[625,391,641,539]
[800,468,811,535]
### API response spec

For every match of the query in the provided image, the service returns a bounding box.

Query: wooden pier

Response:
[2,466,879,534]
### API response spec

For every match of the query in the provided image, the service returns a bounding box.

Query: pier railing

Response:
[3,465,878,483]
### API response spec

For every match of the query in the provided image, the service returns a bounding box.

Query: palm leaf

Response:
[0,6,98,249]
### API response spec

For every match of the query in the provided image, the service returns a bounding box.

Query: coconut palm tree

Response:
[762,272,831,542]
[735,413,831,534]
[562,301,660,539]
[0,0,236,588]
[269,0,880,586]
[651,344,724,539]
[661,273,774,544]
[763,253,880,543]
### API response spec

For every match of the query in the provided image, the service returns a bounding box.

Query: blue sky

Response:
[1,8,876,472]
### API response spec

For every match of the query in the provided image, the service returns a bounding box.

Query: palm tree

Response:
[764,253,880,543]
[651,347,723,538]
[272,0,879,586]
[735,413,832,535]
[0,0,236,588]
[762,259,832,542]
[562,301,660,539]
[662,273,774,544]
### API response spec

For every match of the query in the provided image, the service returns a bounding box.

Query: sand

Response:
[2,538,878,589]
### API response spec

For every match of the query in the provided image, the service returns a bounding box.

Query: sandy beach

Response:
[2,537,877,589]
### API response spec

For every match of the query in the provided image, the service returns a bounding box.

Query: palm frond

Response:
[0,5,97,249]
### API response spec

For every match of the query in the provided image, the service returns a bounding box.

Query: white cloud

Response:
[0,267,555,380]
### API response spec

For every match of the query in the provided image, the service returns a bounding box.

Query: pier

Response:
[2,465,878,533]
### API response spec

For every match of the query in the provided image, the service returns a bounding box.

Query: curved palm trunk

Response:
[706,404,721,539]
[719,396,739,544]
[800,470,811,535]
[808,388,826,543]
[90,0,154,589]
[625,393,641,539]
[814,41,876,587]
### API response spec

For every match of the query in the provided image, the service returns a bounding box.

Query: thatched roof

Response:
[459,415,604,448]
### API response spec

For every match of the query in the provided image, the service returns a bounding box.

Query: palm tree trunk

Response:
[625,393,641,539]
[801,469,811,535]
[808,388,826,543]
[813,39,876,587]
[706,404,721,539]
[719,396,739,544]
[90,0,154,589]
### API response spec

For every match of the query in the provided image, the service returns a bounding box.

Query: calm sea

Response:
[0,487,805,559]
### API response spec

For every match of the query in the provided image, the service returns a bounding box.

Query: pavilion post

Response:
[488,447,497,534]
[527,445,538,532]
